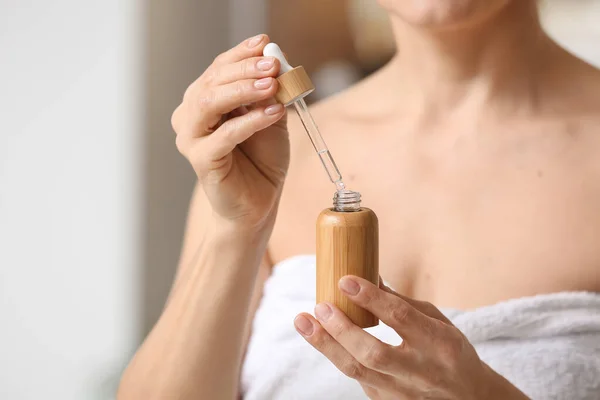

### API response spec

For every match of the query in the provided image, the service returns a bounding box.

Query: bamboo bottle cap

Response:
[263,43,315,106]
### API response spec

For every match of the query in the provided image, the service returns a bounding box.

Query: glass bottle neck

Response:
[333,190,361,212]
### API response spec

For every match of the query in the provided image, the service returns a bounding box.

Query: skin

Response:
[296,277,528,399]
[118,0,600,399]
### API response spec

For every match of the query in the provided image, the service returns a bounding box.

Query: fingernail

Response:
[315,303,333,322]
[254,77,273,90]
[257,57,275,71]
[248,34,264,48]
[264,104,283,115]
[339,277,360,295]
[294,315,314,336]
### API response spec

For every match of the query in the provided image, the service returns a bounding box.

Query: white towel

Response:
[241,255,600,400]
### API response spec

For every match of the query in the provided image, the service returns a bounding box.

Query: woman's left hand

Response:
[293,277,530,400]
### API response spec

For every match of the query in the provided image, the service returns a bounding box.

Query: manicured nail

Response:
[248,34,264,48]
[264,104,283,115]
[315,303,333,322]
[339,277,360,296]
[254,77,273,90]
[257,57,275,71]
[294,315,314,336]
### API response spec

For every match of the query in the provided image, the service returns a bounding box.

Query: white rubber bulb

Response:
[263,42,294,76]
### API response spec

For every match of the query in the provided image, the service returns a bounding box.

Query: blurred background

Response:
[0,0,599,398]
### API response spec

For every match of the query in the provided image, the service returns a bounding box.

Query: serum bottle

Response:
[265,43,380,328]
[316,190,379,328]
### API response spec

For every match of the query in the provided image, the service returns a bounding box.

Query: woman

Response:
[118,0,600,399]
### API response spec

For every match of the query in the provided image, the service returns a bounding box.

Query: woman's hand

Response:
[171,34,289,230]
[294,278,530,400]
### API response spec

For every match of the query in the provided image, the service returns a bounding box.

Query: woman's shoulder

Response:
[286,69,388,156]
[270,76,382,262]
[547,50,600,116]
[548,55,600,138]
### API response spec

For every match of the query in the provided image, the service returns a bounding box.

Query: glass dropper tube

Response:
[293,98,346,191]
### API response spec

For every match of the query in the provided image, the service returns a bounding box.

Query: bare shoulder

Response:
[281,92,352,213]
[284,76,371,177]
[269,76,382,262]
[285,67,392,169]
[546,49,600,114]
[536,51,600,163]
[562,59,600,151]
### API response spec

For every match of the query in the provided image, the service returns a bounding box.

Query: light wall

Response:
[0,0,229,399]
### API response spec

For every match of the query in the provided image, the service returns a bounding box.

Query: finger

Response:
[252,95,280,109]
[313,302,409,375]
[339,276,442,344]
[361,385,380,399]
[212,34,269,66]
[294,313,399,391]
[193,78,279,137]
[198,104,285,162]
[378,279,453,325]
[229,106,249,118]
[212,57,280,85]
[361,385,417,400]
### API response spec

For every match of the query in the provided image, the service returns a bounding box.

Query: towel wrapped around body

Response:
[241,255,600,400]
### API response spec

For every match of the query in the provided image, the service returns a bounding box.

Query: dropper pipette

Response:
[263,43,346,191]
[293,98,345,191]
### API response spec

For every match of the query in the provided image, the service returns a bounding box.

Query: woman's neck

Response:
[379,0,556,121]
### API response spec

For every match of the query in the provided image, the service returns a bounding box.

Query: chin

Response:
[377,0,513,30]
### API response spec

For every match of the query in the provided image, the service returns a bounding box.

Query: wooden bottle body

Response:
[316,208,379,328]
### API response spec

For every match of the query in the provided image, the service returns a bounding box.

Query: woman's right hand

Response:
[171,34,289,230]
